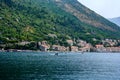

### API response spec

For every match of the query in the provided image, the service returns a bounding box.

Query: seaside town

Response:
[0,39,120,52]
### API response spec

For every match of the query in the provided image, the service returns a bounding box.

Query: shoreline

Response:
[0,49,120,53]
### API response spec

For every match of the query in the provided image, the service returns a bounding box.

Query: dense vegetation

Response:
[0,0,120,47]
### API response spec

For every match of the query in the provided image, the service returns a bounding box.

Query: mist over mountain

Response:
[109,17,120,26]
[0,0,120,45]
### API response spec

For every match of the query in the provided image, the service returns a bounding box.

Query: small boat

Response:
[55,53,59,56]
[81,52,84,54]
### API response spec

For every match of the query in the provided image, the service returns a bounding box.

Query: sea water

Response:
[0,52,120,80]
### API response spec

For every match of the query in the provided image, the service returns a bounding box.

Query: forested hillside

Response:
[0,0,120,46]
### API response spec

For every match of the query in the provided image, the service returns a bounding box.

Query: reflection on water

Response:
[0,52,120,80]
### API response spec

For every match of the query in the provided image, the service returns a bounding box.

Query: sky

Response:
[78,0,120,18]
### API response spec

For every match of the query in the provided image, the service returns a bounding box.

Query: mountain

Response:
[109,17,120,26]
[0,0,120,46]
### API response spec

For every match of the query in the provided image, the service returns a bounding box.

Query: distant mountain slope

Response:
[0,0,120,45]
[55,0,118,31]
[109,17,120,26]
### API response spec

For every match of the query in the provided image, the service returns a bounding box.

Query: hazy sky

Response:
[78,0,120,18]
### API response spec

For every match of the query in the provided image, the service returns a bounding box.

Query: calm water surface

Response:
[0,52,120,80]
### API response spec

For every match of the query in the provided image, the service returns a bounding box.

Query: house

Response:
[52,45,66,51]
[70,46,78,52]
[102,39,117,47]
[96,44,104,48]
[67,40,73,46]
[41,41,48,45]
[95,44,106,52]
[77,40,87,47]
[105,47,120,52]
[79,44,92,52]
[39,45,50,51]
[38,41,50,51]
